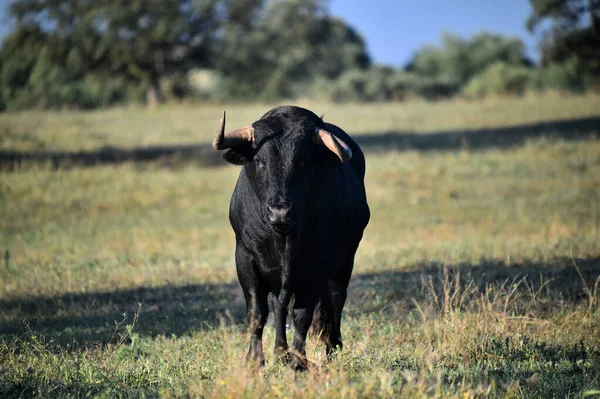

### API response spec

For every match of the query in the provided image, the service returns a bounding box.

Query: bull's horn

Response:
[314,128,352,162]
[212,111,255,150]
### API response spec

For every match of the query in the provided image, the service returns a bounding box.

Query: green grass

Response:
[1,94,600,398]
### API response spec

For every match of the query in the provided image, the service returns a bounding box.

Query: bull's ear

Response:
[221,145,254,165]
[314,128,352,163]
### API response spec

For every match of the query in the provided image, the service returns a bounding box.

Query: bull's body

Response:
[214,106,369,369]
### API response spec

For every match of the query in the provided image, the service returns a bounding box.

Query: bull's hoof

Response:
[274,345,289,358]
[245,352,265,369]
[289,352,308,372]
[326,341,343,361]
[276,352,292,366]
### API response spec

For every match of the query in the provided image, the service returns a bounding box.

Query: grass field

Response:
[1,94,600,398]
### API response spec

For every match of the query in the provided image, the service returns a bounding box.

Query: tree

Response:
[527,0,599,33]
[1,0,371,107]
[527,0,600,81]
[0,24,46,109]
[6,0,221,106]
[214,0,370,100]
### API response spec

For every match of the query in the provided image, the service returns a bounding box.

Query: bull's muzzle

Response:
[266,203,295,233]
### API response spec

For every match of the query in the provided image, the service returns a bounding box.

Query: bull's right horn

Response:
[212,111,255,150]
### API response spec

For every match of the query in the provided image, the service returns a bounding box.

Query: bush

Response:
[1,73,140,110]
[389,71,458,100]
[534,60,583,92]
[327,67,393,102]
[327,67,458,102]
[462,62,535,98]
[186,69,220,100]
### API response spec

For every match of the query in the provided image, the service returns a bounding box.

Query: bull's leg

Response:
[289,291,317,371]
[328,260,354,357]
[328,280,347,354]
[245,288,269,366]
[270,291,289,357]
[314,290,336,357]
[235,244,268,367]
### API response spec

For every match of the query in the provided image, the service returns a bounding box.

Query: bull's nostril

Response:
[266,205,292,224]
[266,206,276,222]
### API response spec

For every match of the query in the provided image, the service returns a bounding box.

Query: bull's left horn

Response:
[212,111,255,150]
[314,128,352,162]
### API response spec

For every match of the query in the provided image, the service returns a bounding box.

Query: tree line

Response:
[0,0,598,110]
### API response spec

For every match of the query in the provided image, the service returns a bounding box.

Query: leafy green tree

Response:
[0,24,46,109]
[527,0,599,33]
[0,23,139,110]
[5,0,221,106]
[215,0,370,100]
[1,0,370,107]
[527,0,600,86]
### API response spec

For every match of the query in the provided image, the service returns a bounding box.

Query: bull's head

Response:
[212,106,352,234]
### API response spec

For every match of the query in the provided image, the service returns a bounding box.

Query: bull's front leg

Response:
[272,234,294,360]
[289,291,317,371]
[235,244,268,367]
[271,289,291,358]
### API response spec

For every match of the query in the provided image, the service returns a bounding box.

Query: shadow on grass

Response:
[1,116,599,171]
[352,115,600,153]
[0,257,598,350]
[0,143,223,171]
[0,281,245,348]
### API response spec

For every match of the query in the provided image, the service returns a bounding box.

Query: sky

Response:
[329,0,540,66]
[0,0,541,66]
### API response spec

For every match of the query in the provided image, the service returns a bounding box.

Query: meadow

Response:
[1,93,600,398]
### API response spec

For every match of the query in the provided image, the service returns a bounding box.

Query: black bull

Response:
[212,105,370,370]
